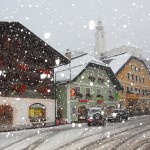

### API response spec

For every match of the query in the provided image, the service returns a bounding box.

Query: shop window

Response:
[29,103,46,121]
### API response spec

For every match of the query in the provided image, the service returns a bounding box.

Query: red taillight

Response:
[87,118,93,122]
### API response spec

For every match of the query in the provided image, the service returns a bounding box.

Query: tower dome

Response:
[96,20,104,30]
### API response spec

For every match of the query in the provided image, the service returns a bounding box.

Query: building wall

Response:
[117,58,150,111]
[56,66,118,122]
[0,97,55,126]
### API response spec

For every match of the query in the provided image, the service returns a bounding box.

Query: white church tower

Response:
[94,19,106,59]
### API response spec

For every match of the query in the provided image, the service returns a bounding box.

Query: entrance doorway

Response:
[78,105,86,122]
[0,105,13,127]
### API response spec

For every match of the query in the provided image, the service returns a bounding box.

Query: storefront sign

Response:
[70,88,76,97]
[79,99,90,103]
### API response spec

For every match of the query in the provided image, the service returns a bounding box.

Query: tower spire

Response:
[94,19,106,59]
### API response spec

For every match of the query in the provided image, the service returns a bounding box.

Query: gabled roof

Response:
[55,53,123,90]
[55,53,106,82]
[102,52,150,75]
[102,53,132,74]
[0,22,69,66]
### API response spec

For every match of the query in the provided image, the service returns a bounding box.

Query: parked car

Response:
[86,107,107,126]
[107,109,129,122]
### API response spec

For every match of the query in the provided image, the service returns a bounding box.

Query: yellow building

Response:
[103,53,150,115]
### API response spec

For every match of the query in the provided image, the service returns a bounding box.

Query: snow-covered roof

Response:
[141,59,150,72]
[102,53,132,74]
[55,53,106,83]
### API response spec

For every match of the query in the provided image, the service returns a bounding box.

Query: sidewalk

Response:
[0,122,87,133]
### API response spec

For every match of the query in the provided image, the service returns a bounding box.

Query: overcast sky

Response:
[0,0,150,59]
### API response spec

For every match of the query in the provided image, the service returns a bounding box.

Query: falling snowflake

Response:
[89,20,95,30]
[44,32,51,39]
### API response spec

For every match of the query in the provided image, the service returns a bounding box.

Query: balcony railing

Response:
[86,93,93,99]
[75,92,83,98]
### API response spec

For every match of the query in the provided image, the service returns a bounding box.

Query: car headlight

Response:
[112,113,117,117]
[89,116,93,119]
[101,111,104,115]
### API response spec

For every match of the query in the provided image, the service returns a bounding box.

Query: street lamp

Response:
[54,57,60,125]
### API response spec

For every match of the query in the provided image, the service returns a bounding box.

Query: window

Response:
[143,78,145,83]
[127,73,130,79]
[131,65,133,69]
[131,87,133,91]
[142,89,144,95]
[138,89,140,94]
[127,86,129,92]
[86,88,90,94]
[75,87,80,94]
[89,71,93,77]
[131,74,134,80]
[135,88,137,91]
[139,68,140,72]
[98,72,104,78]
[29,103,46,120]
[136,75,138,81]
[135,66,138,71]
[139,77,141,82]
[97,89,101,95]
[109,90,112,95]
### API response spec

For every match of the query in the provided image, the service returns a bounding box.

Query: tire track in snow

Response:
[55,117,149,150]
[82,121,150,150]
[0,127,78,150]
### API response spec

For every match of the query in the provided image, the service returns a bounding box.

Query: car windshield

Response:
[89,109,100,114]
[113,110,120,113]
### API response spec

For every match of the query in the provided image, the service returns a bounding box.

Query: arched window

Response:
[29,103,46,121]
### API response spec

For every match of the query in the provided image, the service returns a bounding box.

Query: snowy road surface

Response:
[0,115,150,150]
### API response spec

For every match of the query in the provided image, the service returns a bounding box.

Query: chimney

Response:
[65,49,71,60]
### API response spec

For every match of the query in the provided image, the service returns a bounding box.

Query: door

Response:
[0,105,13,127]
[78,105,86,122]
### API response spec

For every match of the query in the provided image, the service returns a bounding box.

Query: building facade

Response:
[103,53,150,115]
[55,54,122,122]
[0,22,68,127]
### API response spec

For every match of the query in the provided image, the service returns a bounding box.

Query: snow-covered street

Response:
[0,115,149,150]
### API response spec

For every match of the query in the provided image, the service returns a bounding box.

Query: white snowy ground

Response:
[0,115,150,150]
